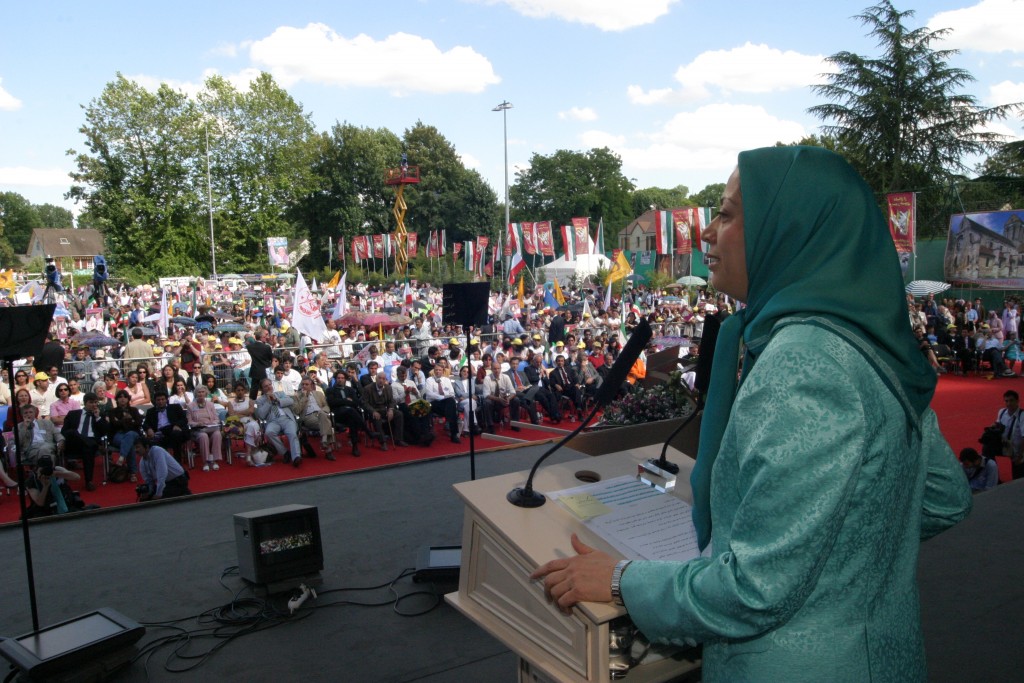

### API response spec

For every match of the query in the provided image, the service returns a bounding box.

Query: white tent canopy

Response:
[539,253,611,283]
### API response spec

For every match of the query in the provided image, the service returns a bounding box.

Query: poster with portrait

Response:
[267,237,289,267]
[536,221,555,256]
[572,217,590,255]
[673,208,693,255]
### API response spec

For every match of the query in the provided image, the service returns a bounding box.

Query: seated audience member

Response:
[960,447,999,492]
[225,382,263,463]
[292,377,337,461]
[325,368,364,457]
[391,365,434,446]
[23,455,92,518]
[187,386,224,471]
[17,404,64,465]
[424,360,460,443]
[143,391,190,458]
[255,378,302,466]
[524,354,561,423]
[29,372,57,419]
[107,389,144,482]
[453,364,483,436]
[61,392,108,492]
[48,383,80,427]
[482,360,521,432]
[135,440,192,500]
[362,370,406,449]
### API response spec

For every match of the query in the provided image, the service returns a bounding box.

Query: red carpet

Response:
[0,422,561,525]
[2,376,1010,525]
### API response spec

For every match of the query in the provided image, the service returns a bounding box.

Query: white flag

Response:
[158,288,169,337]
[292,269,328,342]
[331,272,348,320]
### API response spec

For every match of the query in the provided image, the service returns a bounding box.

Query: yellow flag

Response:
[0,269,14,292]
[517,275,524,307]
[552,277,566,306]
[326,270,341,290]
[605,250,633,285]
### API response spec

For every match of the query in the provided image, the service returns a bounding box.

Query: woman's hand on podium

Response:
[531,533,617,614]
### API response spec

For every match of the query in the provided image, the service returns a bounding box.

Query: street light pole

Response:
[492,101,512,285]
[205,123,217,280]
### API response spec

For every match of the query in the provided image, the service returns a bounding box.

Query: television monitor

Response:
[234,504,323,587]
[0,608,144,679]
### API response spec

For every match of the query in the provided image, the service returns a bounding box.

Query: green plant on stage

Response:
[600,370,697,427]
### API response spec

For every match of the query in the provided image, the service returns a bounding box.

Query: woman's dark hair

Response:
[203,373,217,386]
[115,389,131,401]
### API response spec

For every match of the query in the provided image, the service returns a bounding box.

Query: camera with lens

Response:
[37,456,55,477]
[43,256,63,291]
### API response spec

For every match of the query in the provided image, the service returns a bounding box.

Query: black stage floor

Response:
[1,445,1020,682]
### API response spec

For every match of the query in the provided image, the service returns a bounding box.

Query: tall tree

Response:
[808,1,1020,195]
[402,122,499,245]
[510,147,634,234]
[34,204,74,228]
[0,191,42,254]
[631,185,691,215]
[688,183,726,211]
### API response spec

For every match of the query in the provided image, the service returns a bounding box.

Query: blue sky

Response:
[1,0,1022,221]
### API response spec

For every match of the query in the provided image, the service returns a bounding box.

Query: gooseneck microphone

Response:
[507,319,653,508]
[648,312,722,475]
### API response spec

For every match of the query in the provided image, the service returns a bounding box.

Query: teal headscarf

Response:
[690,146,936,550]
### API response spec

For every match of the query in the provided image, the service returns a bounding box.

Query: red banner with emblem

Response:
[536,221,555,257]
[887,192,916,253]
[572,217,590,255]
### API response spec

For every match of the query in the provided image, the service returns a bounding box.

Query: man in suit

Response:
[549,355,579,418]
[143,390,190,458]
[61,392,109,491]
[362,370,406,450]
[246,329,274,399]
[17,404,64,465]
[255,378,302,466]
[292,376,336,461]
[524,354,561,423]
[504,362,541,426]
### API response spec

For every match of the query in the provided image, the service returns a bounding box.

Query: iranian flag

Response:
[655,211,673,255]
[440,229,447,256]
[403,281,414,308]
[508,252,526,285]
[696,207,712,251]
[353,235,369,262]
[464,241,476,271]
[561,225,576,261]
[476,236,489,277]
[506,223,521,256]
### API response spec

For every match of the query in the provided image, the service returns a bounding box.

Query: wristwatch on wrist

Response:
[610,559,632,606]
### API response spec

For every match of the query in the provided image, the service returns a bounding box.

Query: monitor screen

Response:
[16,613,122,660]
[256,515,316,567]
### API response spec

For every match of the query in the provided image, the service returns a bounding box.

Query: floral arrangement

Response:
[599,371,697,427]
[409,399,432,418]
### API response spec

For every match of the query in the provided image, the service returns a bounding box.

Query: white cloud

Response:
[558,106,597,121]
[0,166,72,188]
[579,103,807,174]
[929,0,1024,53]
[0,78,22,110]
[628,43,834,106]
[460,152,482,169]
[480,0,677,31]
[126,68,263,97]
[248,23,500,94]
[627,85,673,105]
[989,80,1024,105]
[674,43,834,97]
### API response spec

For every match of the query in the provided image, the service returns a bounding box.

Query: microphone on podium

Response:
[642,312,720,480]
[507,319,653,508]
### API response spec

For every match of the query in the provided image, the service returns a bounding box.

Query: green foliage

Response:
[631,185,691,216]
[646,271,674,292]
[601,371,696,427]
[688,183,725,209]
[0,191,43,253]
[510,147,635,235]
[808,1,1021,195]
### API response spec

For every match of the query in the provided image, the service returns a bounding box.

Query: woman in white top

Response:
[1002,302,1019,338]
[169,379,193,407]
[226,382,262,460]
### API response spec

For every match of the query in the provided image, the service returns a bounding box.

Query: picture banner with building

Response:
[886,192,915,254]
[944,210,1024,289]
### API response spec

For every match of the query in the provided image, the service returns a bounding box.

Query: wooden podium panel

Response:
[447,444,701,683]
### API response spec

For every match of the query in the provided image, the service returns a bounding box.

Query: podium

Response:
[446,443,702,683]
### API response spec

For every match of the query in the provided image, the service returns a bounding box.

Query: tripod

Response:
[42,282,60,306]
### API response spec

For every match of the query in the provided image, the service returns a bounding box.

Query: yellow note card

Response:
[560,493,611,521]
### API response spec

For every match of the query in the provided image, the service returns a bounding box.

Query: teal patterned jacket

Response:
[622,323,972,682]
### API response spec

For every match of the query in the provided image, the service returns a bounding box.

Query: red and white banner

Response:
[505,223,519,256]
[521,221,537,256]
[536,221,555,257]
[407,232,418,258]
[887,192,916,253]
[352,235,369,262]
[655,211,673,255]
[673,208,693,255]
[371,234,385,259]
[427,231,439,258]
[508,252,526,285]
[561,224,576,261]
[572,217,590,257]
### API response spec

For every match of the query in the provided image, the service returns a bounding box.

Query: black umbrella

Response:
[132,326,159,337]
[171,316,197,326]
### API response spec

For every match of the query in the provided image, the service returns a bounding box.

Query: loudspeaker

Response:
[442,283,490,326]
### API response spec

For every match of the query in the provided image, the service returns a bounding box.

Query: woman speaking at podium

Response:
[533,146,972,682]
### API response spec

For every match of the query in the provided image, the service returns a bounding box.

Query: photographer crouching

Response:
[23,455,99,519]
[134,439,192,501]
